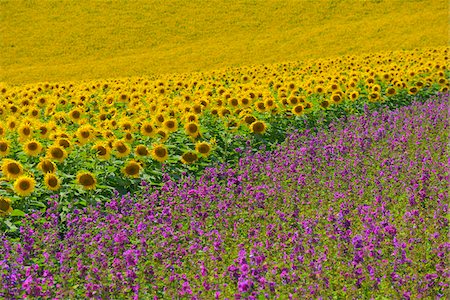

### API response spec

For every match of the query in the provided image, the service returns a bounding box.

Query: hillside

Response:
[0,0,448,84]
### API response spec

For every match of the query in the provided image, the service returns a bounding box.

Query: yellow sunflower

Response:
[13,175,36,197]
[184,122,200,139]
[44,173,61,191]
[76,171,97,190]
[0,196,13,216]
[23,139,43,157]
[113,140,131,158]
[151,144,169,163]
[47,145,68,163]
[2,159,24,180]
[195,141,212,158]
[140,121,156,138]
[181,151,198,164]
[122,160,141,178]
[135,145,149,157]
[92,142,111,160]
[249,121,267,135]
[37,158,57,174]
[0,139,10,157]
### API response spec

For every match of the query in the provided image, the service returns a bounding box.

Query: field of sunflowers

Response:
[1,0,449,298]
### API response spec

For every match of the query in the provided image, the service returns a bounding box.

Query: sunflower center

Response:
[22,127,31,136]
[0,142,8,152]
[126,165,139,175]
[97,146,107,156]
[0,198,10,211]
[80,174,95,186]
[19,180,30,190]
[136,146,148,156]
[155,147,167,157]
[59,139,70,148]
[187,124,198,133]
[144,125,153,133]
[198,144,210,154]
[27,142,38,151]
[48,176,58,187]
[116,144,127,153]
[51,148,64,159]
[7,163,20,175]
[81,131,90,139]
[42,161,55,173]
[72,111,80,119]
[252,122,265,133]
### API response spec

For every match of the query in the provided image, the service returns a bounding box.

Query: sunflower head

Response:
[23,139,43,157]
[13,175,36,197]
[140,122,156,137]
[181,151,198,164]
[113,140,131,158]
[2,159,24,180]
[18,124,33,141]
[37,158,57,174]
[76,171,97,190]
[47,145,68,163]
[0,196,13,216]
[195,141,212,158]
[92,143,111,160]
[249,121,267,135]
[122,160,141,178]
[44,173,61,191]
[151,144,169,163]
[292,105,304,116]
[184,122,200,138]
[135,145,149,157]
[0,139,10,157]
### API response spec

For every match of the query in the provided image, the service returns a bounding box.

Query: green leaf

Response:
[10,209,26,217]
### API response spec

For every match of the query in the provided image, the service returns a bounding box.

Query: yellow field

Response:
[1,0,448,84]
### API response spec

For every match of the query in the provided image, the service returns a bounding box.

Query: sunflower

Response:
[123,131,134,143]
[243,114,256,125]
[113,140,131,158]
[254,101,266,113]
[195,141,212,158]
[47,145,68,163]
[292,104,304,116]
[68,108,83,123]
[17,124,33,141]
[76,171,97,190]
[250,120,267,135]
[2,159,24,180]
[386,87,396,96]
[151,144,169,163]
[163,119,178,133]
[331,93,342,104]
[44,173,61,191]
[320,100,330,109]
[37,124,51,139]
[122,160,141,178]
[37,158,57,174]
[140,121,156,137]
[23,139,43,157]
[184,122,200,138]
[76,124,94,145]
[0,196,13,216]
[181,151,198,164]
[239,97,250,107]
[156,129,169,142]
[349,91,359,101]
[92,143,111,160]
[13,175,36,197]
[135,145,149,157]
[0,124,5,137]
[408,86,419,95]
[0,139,10,157]
[56,138,71,150]
[369,91,381,102]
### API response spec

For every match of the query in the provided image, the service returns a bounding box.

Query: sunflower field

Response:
[1,0,450,298]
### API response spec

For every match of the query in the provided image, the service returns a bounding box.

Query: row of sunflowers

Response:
[0,47,448,215]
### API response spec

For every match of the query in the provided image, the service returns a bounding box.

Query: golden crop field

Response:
[0,0,448,84]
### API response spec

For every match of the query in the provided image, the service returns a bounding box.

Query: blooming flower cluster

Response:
[1,93,448,298]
